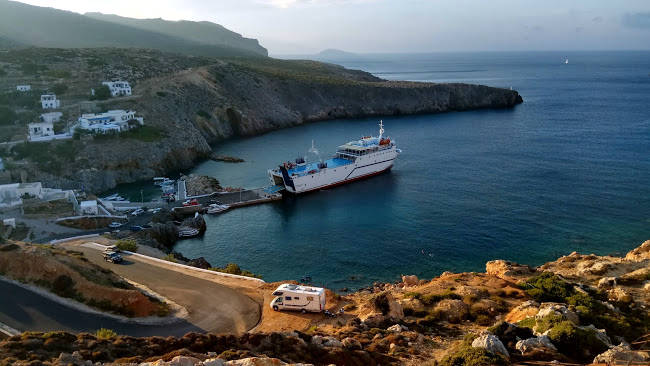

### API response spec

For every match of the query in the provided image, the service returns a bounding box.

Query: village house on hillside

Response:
[27,121,54,140]
[40,94,60,109]
[77,110,143,134]
[28,114,72,142]
[102,81,132,97]
[16,85,31,92]
[40,112,63,124]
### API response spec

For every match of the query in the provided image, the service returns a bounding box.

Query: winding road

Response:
[0,243,262,337]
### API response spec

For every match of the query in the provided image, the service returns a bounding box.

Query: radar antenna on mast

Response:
[379,120,385,140]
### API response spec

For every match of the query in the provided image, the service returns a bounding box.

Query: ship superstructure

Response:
[268,121,399,194]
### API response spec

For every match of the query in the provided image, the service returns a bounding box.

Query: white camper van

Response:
[270,284,326,313]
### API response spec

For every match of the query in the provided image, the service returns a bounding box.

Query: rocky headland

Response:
[1,240,647,365]
[0,48,522,192]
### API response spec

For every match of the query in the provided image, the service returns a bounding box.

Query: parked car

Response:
[142,224,152,229]
[131,208,145,216]
[182,199,199,207]
[103,245,119,254]
[108,222,123,229]
[151,208,162,214]
[130,225,143,232]
[103,251,123,264]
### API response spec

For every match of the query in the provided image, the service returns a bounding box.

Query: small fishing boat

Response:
[154,177,175,186]
[102,193,125,201]
[178,228,200,238]
[206,203,230,214]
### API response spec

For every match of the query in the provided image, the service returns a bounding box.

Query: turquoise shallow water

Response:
[142,51,650,290]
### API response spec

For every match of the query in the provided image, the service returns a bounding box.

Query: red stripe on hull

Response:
[288,166,393,194]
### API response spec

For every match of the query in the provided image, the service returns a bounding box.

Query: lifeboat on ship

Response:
[379,138,391,145]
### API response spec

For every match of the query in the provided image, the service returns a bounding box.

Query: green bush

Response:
[156,91,167,97]
[162,254,177,263]
[210,263,262,279]
[516,317,536,329]
[90,85,111,100]
[95,328,117,339]
[521,272,574,302]
[51,83,68,95]
[439,334,508,366]
[196,110,211,119]
[547,321,609,361]
[535,313,565,333]
[0,106,17,125]
[52,274,77,298]
[115,239,137,252]
[405,290,460,306]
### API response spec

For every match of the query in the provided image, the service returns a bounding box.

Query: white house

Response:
[41,94,61,109]
[2,218,16,229]
[77,110,144,134]
[16,85,31,92]
[0,182,44,208]
[79,200,98,215]
[28,122,55,140]
[40,112,63,124]
[102,81,132,97]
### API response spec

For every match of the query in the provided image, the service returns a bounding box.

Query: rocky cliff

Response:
[0,49,522,192]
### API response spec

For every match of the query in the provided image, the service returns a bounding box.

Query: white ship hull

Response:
[269,146,398,194]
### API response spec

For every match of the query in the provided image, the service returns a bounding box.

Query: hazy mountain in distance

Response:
[0,0,267,57]
[84,12,267,56]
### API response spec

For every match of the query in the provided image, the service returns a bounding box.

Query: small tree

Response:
[115,239,137,252]
[51,83,68,95]
[95,328,117,339]
[0,106,17,126]
[91,85,111,100]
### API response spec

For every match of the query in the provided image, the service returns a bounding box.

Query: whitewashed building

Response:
[79,200,98,215]
[41,94,61,109]
[16,85,31,92]
[78,110,144,134]
[28,122,54,140]
[40,112,63,124]
[102,81,132,97]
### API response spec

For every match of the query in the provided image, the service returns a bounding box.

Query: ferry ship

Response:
[268,121,400,194]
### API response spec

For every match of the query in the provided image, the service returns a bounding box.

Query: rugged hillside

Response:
[85,12,267,56]
[0,48,522,192]
[0,240,647,365]
[0,0,265,57]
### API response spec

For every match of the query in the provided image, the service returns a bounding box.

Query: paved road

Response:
[0,246,261,336]
[68,245,261,334]
[0,280,202,337]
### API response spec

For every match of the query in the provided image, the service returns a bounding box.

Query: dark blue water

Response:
[173,51,650,290]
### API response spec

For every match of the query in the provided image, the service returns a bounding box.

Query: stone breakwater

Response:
[16,58,522,192]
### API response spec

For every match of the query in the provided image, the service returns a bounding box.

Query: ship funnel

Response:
[379,120,385,140]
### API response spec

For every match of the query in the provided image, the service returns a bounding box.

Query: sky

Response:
[15,0,650,55]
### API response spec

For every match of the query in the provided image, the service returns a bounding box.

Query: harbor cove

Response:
[2,2,650,364]
[112,51,650,290]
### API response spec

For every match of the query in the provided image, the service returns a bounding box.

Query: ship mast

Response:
[378,120,384,140]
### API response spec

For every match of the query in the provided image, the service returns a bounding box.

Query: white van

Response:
[270,284,326,313]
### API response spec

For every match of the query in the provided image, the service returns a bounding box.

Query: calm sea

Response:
[149,51,649,289]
